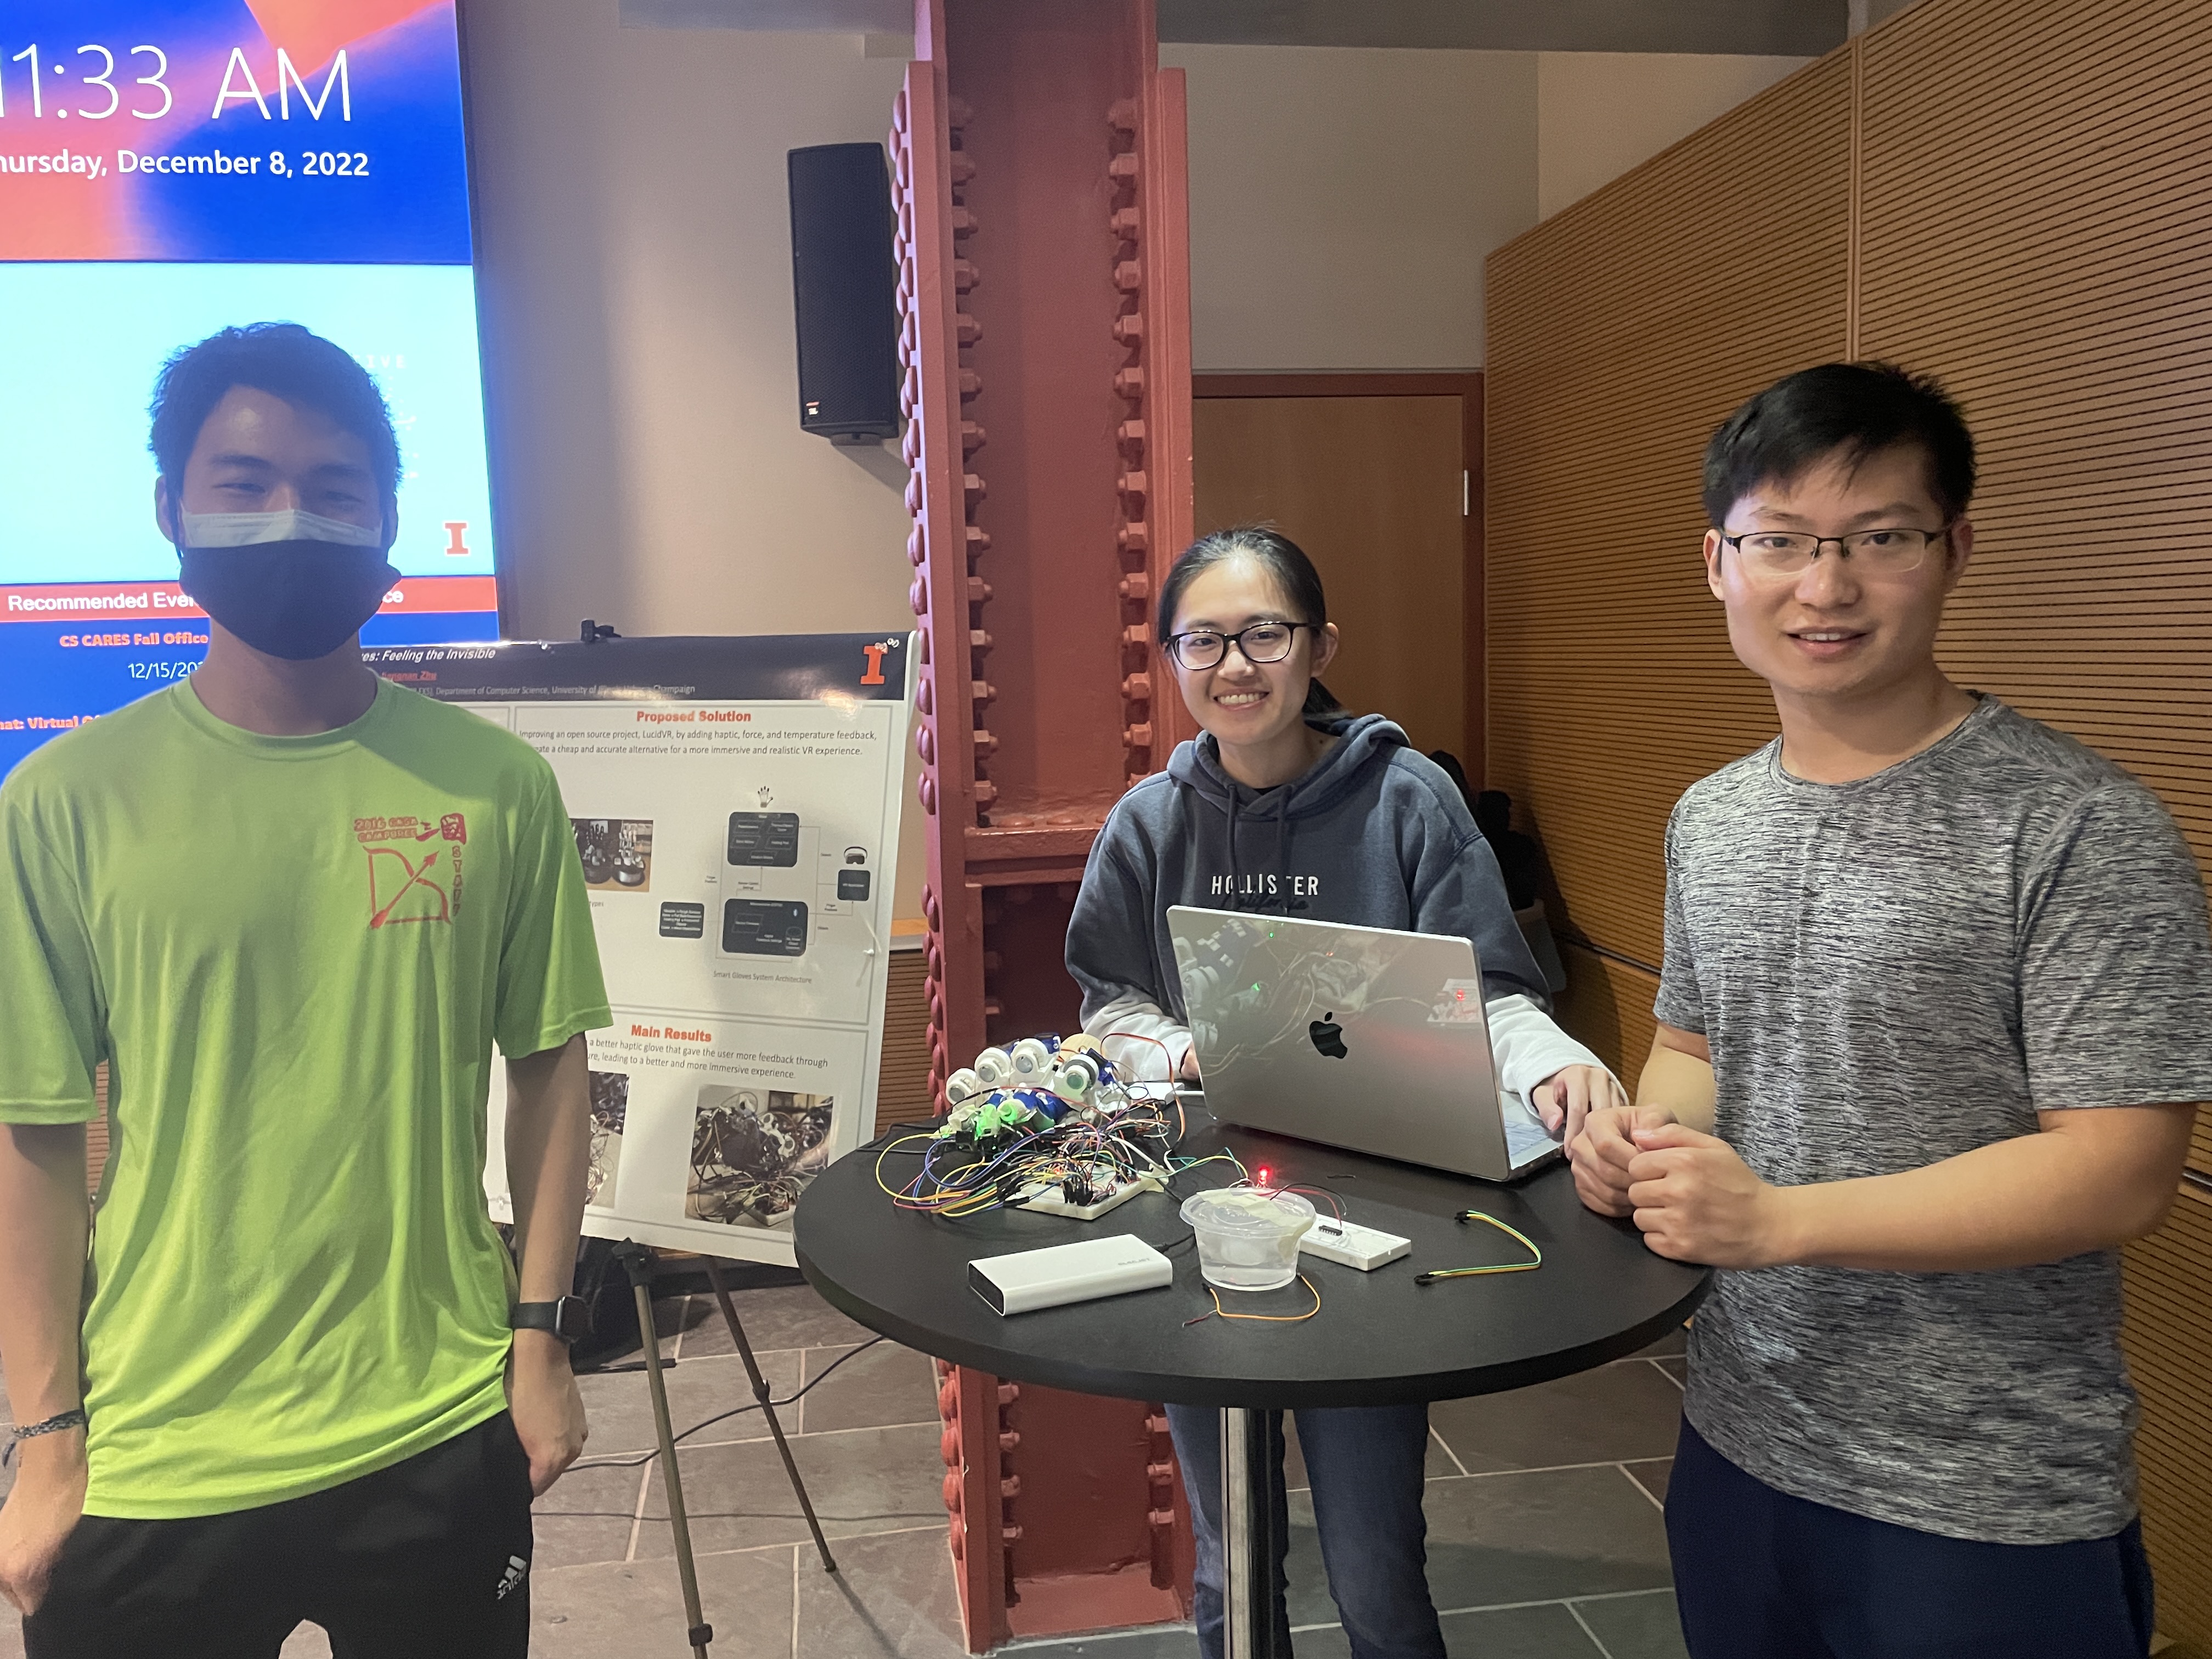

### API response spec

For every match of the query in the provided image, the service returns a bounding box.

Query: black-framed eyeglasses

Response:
[1163,620,1316,671]
[1719,523,1953,577]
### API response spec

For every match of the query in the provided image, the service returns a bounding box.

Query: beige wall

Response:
[464,10,913,640]
[1161,44,1538,373]
[461,5,927,911]
[1163,44,1811,373]
[1854,0,1933,29]
[1536,52,1810,219]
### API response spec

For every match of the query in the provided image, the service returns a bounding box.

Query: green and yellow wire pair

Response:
[1414,1209,1543,1284]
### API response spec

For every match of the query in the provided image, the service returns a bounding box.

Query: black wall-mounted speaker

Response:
[788,143,900,444]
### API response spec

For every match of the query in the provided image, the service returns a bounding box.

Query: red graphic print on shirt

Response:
[356,813,468,926]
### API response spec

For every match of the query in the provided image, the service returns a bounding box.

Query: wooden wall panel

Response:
[88,1063,108,1198]
[2124,1186,2212,1653]
[1486,54,1851,971]
[1859,0,2212,871]
[1489,2,2212,1645]
[1551,944,1660,1088]
[874,949,935,1135]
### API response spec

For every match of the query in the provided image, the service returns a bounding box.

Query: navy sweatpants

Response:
[1666,1417,2154,1659]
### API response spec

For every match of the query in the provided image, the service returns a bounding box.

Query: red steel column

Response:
[898,0,1200,1647]
[891,25,990,1119]
[1118,60,1200,770]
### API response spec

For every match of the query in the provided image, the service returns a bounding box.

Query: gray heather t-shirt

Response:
[1657,696,2212,1545]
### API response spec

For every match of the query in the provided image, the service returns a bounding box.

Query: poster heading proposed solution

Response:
[367,633,913,1264]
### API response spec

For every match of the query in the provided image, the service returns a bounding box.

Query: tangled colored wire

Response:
[876,1031,1254,1218]
[878,1093,1255,1220]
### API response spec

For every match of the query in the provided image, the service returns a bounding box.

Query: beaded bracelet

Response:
[2,1415,85,1469]
[14,1408,87,1441]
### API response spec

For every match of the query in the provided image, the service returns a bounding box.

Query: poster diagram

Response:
[369,633,913,1263]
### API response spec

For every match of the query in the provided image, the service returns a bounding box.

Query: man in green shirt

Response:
[0,324,612,1656]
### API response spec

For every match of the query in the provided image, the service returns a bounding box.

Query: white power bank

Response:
[1299,1217,1412,1271]
[967,1234,1175,1316]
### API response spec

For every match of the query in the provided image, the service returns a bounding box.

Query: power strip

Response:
[1013,1174,1161,1220]
[1300,1216,1412,1271]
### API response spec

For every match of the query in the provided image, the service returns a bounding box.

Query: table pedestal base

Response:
[1221,1405,1283,1659]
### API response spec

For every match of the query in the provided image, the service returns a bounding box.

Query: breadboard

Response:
[1012,1174,1161,1220]
[1300,1217,1412,1271]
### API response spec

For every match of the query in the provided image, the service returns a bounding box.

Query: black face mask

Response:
[177,543,399,661]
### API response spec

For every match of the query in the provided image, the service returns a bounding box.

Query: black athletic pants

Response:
[24,1412,535,1659]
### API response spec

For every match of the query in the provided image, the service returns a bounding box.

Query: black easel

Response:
[610,1243,837,1659]
[703,1255,838,1573]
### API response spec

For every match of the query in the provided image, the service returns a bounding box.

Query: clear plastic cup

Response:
[1180,1188,1316,1293]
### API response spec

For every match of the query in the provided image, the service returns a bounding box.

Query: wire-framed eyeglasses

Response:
[1719,523,1953,577]
[1163,620,1316,672]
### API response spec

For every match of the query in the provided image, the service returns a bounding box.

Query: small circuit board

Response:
[1012,1173,1163,1220]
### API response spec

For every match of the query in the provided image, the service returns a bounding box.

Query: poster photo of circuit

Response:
[685,1085,836,1229]
[585,1069,629,1209]
[571,817,653,892]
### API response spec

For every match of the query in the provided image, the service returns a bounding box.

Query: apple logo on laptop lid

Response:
[1308,1013,1348,1060]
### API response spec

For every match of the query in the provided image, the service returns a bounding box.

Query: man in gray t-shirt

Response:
[1571,363,2210,1659]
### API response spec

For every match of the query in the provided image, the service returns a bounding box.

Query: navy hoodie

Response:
[1066,714,1547,1031]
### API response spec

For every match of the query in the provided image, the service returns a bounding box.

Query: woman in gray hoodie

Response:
[1065,527,1622,1659]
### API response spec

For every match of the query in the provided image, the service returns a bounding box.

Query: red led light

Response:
[1256,1166,1273,1187]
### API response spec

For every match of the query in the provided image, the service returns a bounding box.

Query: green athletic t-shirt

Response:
[0,678,611,1519]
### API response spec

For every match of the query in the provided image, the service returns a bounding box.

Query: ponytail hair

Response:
[1303,680,1350,720]
[1155,524,1349,721]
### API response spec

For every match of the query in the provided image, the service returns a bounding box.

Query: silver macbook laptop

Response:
[1167,906,1564,1182]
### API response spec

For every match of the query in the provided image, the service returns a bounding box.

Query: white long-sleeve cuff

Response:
[1083,994,1191,1085]
[1485,992,1611,1101]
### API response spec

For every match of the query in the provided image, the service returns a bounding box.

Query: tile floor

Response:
[0,1282,1692,1659]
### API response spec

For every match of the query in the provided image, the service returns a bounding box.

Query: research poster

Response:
[364,633,915,1264]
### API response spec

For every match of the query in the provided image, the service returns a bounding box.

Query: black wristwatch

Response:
[511,1296,590,1345]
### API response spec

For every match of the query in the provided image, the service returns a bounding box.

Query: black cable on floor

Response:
[567,1335,889,1471]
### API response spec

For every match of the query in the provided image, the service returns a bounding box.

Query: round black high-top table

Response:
[794,1109,1708,1659]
